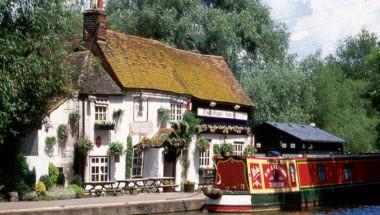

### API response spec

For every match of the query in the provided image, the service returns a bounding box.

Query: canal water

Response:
[175,203,380,215]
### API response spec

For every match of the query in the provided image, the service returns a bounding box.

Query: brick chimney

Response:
[83,0,107,50]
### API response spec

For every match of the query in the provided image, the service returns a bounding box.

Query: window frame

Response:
[89,156,109,182]
[344,164,353,181]
[132,149,144,178]
[318,165,326,182]
[199,140,211,167]
[233,142,244,156]
[95,98,108,122]
[170,103,183,122]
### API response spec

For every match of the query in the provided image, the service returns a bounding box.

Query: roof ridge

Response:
[107,30,225,60]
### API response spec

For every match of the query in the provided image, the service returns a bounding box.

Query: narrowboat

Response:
[204,155,380,212]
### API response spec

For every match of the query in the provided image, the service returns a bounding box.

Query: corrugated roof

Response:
[266,122,345,143]
[97,30,254,106]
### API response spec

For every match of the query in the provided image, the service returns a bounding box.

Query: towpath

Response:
[0,192,205,215]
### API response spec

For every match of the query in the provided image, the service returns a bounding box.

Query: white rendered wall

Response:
[21,98,79,185]
[21,90,252,187]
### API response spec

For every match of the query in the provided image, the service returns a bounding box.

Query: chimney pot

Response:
[83,8,107,50]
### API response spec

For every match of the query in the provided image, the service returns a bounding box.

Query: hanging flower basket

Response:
[195,124,252,135]
[95,121,115,130]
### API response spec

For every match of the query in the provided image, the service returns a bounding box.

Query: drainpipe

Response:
[82,98,85,138]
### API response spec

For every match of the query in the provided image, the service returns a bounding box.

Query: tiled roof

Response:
[266,122,345,143]
[67,50,122,95]
[98,30,254,106]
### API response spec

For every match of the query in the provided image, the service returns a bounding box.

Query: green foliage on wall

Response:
[125,135,133,179]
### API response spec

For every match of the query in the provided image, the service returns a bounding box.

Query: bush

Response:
[22,191,38,201]
[47,188,76,200]
[56,171,65,186]
[11,155,36,197]
[67,184,85,198]
[35,181,46,196]
[39,175,54,191]
[48,163,59,184]
[70,175,82,187]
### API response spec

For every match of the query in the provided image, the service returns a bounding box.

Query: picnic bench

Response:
[116,177,178,193]
[82,181,119,196]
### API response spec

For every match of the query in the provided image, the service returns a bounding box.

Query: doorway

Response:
[163,147,177,177]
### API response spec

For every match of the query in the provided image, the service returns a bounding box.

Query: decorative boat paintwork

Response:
[205,155,380,212]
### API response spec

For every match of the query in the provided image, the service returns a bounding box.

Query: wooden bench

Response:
[82,181,118,196]
[116,177,178,193]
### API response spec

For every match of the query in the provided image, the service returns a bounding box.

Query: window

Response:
[290,143,296,149]
[90,156,109,182]
[95,99,108,121]
[318,165,326,182]
[233,142,244,156]
[132,149,144,177]
[344,164,353,180]
[256,143,261,148]
[281,143,287,148]
[114,155,120,163]
[170,103,183,121]
[199,142,210,166]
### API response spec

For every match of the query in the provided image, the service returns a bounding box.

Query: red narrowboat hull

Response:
[205,155,380,212]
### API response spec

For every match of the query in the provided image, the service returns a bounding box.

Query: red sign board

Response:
[262,164,289,188]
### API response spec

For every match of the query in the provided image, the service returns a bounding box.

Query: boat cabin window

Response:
[344,164,353,180]
[318,165,326,182]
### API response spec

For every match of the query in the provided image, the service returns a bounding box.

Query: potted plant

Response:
[109,141,124,161]
[196,138,209,152]
[57,124,69,145]
[221,142,233,157]
[157,107,170,127]
[112,109,123,122]
[243,145,256,156]
[183,180,195,192]
[69,111,79,131]
[45,136,56,156]
[213,144,222,158]
[109,141,124,155]
[75,138,93,155]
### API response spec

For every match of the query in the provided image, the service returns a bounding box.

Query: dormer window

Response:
[95,98,108,121]
[170,103,183,121]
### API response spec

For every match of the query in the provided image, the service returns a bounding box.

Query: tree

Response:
[313,63,378,153]
[106,0,288,76]
[241,61,316,125]
[335,28,379,79]
[0,0,81,194]
[365,48,380,149]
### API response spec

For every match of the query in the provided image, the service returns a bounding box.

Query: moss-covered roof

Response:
[98,30,254,106]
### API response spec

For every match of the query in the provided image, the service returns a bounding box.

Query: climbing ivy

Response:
[125,135,133,179]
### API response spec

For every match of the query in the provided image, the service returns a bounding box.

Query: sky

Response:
[261,0,380,58]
